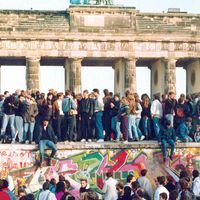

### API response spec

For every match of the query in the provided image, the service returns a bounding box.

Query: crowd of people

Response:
[0,89,200,163]
[0,169,200,200]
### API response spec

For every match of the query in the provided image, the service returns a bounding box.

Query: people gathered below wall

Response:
[1,169,200,200]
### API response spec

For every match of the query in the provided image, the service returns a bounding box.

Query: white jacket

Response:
[193,176,200,197]
[151,99,163,118]
[38,190,57,200]
[154,185,169,200]
[102,177,118,200]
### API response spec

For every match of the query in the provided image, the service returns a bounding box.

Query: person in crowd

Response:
[165,92,177,127]
[52,92,64,142]
[137,169,153,198]
[160,120,176,162]
[38,180,56,200]
[50,178,57,194]
[0,179,16,200]
[179,178,194,200]
[141,96,151,139]
[81,189,99,200]
[110,94,121,141]
[159,192,168,200]
[124,174,135,199]
[174,95,190,129]
[60,179,75,200]
[164,176,175,193]
[169,190,178,200]
[19,193,35,200]
[14,95,25,144]
[127,94,138,141]
[192,169,200,199]
[134,93,145,141]
[46,92,54,124]
[17,187,27,199]
[80,179,90,200]
[93,88,104,142]
[0,93,16,143]
[0,94,5,128]
[116,182,124,200]
[37,119,58,166]
[102,172,118,200]
[119,97,129,143]
[176,117,194,142]
[185,94,195,118]
[131,181,150,200]
[23,96,38,144]
[79,90,93,142]
[151,94,163,141]
[102,89,112,141]
[55,181,66,200]
[161,94,168,118]
[154,176,169,200]
[35,93,47,134]
[62,90,77,142]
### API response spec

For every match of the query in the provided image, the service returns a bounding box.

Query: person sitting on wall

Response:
[159,120,176,163]
[176,117,194,142]
[37,118,58,167]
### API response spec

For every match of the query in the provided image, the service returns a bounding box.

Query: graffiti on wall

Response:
[0,147,200,199]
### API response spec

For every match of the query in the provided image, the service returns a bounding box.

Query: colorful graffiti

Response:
[0,145,200,199]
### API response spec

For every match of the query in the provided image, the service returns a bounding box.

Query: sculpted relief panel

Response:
[0,40,199,55]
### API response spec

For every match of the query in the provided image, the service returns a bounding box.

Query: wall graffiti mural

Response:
[0,147,199,199]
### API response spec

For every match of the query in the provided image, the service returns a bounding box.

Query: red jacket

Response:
[0,190,11,200]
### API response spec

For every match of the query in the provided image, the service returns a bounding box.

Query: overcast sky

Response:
[0,0,197,96]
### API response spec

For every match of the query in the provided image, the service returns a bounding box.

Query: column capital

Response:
[68,57,83,63]
[26,56,41,62]
[163,57,178,64]
[124,57,138,62]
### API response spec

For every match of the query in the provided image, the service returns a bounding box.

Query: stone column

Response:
[186,59,200,95]
[164,58,177,94]
[64,59,70,91]
[114,58,125,97]
[125,58,137,93]
[26,57,40,91]
[69,58,82,94]
[151,59,165,98]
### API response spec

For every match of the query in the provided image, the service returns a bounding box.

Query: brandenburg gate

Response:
[0,5,200,96]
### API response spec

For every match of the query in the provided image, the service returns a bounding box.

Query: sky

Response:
[0,0,198,97]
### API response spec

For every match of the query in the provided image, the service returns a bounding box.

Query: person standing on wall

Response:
[62,90,77,142]
[165,92,177,127]
[23,96,38,144]
[0,92,16,143]
[79,90,93,142]
[93,88,104,142]
[52,92,64,142]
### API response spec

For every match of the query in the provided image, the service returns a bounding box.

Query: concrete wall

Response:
[0,143,199,199]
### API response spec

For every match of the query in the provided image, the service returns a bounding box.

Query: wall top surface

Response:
[0,142,199,151]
